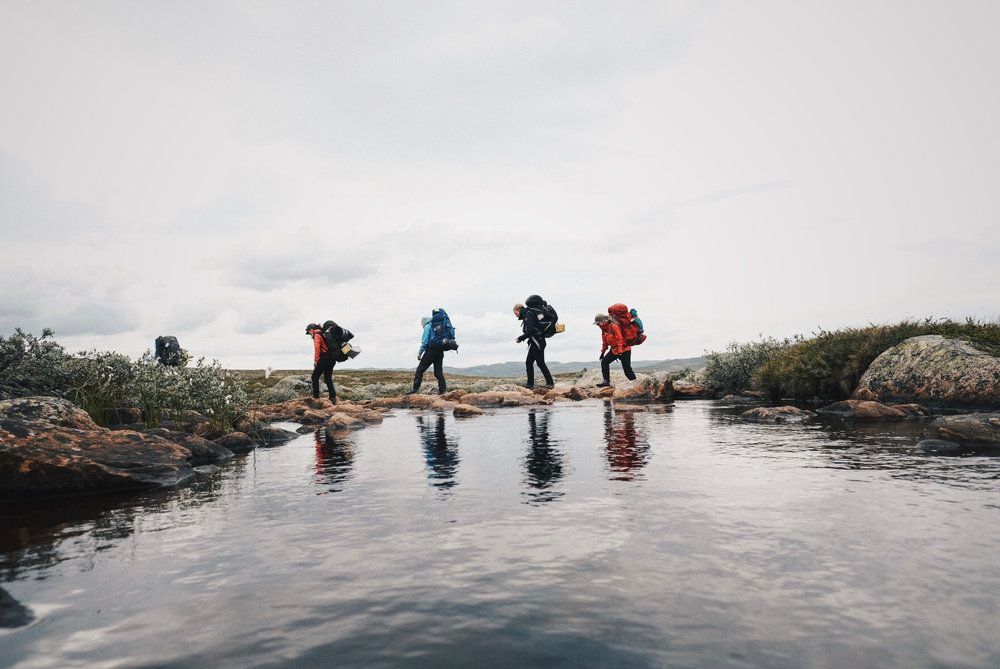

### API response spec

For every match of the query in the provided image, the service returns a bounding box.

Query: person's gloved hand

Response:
[516,335,526,343]
[417,353,422,361]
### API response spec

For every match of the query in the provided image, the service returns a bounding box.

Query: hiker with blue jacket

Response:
[410,308,457,394]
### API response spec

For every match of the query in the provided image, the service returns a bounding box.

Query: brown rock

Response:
[672,381,715,399]
[0,397,195,498]
[567,386,589,401]
[853,335,1000,409]
[439,390,468,402]
[325,413,366,430]
[612,403,648,413]
[106,407,143,426]
[590,386,615,399]
[453,404,484,417]
[924,413,1000,445]
[147,428,234,465]
[214,431,256,454]
[544,387,573,400]
[817,400,908,420]
[740,406,815,424]
[460,391,549,407]
[892,403,932,418]
[369,397,409,409]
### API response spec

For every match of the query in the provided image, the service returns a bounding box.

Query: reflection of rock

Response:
[853,335,1000,409]
[817,400,917,421]
[453,404,484,417]
[147,428,234,465]
[0,586,34,628]
[740,406,815,424]
[0,397,194,498]
[917,439,963,454]
[923,413,1000,445]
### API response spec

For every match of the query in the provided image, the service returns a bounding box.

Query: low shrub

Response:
[703,336,794,394]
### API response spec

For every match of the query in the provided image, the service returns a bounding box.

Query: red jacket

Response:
[599,321,630,356]
[310,328,328,364]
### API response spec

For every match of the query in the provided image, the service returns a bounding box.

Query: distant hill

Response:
[443,356,705,378]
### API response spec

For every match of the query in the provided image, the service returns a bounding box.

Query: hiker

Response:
[411,308,457,395]
[594,313,636,387]
[514,295,556,389]
[307,320,355,404]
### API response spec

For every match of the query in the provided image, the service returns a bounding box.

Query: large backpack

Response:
[525,295,560,338]
[322,323,355,362]
[155,336,182,366]
[608,304,646,346]
[428,308,458,351]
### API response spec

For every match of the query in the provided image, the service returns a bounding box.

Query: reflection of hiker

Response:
[602,404,650,481]
[594,314,636,387]
[523,410,564,503]
[314,428,355,493]
[514,295,556,389]
[417,414,460,490]
[307,320,354,404]
[410,309,456,395]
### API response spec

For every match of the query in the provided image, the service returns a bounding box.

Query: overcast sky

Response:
[2,1,998,369]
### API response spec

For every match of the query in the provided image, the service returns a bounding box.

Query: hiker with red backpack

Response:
[595,304,646,387]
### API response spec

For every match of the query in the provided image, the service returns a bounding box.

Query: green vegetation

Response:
[705,319,1000,401]
[0,329,249,431]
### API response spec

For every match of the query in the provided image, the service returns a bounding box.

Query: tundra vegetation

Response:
[704,318,1000,401]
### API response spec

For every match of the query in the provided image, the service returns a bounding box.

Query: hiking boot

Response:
[524,384,534,390]
[545,383,555,389]
[595,382,611,388]
[328,397,337,405]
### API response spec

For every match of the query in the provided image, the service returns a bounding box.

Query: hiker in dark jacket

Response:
[411,313,448,394]
[514,299,555,389]
[308,320,340,403]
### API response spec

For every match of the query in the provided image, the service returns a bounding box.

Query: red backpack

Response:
[608,303,646,346]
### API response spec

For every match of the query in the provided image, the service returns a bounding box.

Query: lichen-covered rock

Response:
[612,376,675,402]
[0,397,195,498]
[460,391,550,407]
[853,335,1000,409]
[453,404,484,417]
[325,413,366,430]
[816,400,909,420]
[439,390,468,402]
[672,381,715,399]
[214,431,255,454]
[147,428,234,465]
[740,406,815,424]
[923,413,1000,445]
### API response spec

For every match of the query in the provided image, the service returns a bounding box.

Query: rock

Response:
[816,400,909,420]
[369,396,409,409]
[453,404,484,417]
[0,397,195,498]
[330,405,384,424]
[924,413,1000,445]
[891,403,932,418]
[612,376,673,402]
[193,464,220,475]
[544,387,573,400]
[234,418,266,434]
[106,407,143,426]
[429,399,457,411]
[567,386,589,401]
[853,335,1000,409]
[439,390,468,402]
[147,428,235,465]
[489,383,536,395]
[274,374,311,391]
[460,391,549,407]
[612,403,648,413]
[254,425,299,447]
[672,381,715,399]
[590,386,615,399]
[740,406,816,424]
[0,586,34,628]
[214,431,256,454]
[325,413,366,430]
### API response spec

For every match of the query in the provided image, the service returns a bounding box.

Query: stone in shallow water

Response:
[924,413,1000,445]
[816,400,910,420]
[740,406,815,424]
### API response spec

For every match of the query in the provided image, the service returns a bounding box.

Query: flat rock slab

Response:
[816,400,912,420]
[147,428,234,465]
[924,413,1000,445]
[741,406,816,424]
[0,397,195,498]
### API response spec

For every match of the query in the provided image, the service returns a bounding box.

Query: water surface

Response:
[2,401,999,668]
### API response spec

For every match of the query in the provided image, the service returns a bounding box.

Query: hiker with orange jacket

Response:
[307,321,337,403]
[594,313,636,387]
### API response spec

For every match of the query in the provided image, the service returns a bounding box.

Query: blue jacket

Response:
[419,322,433,356]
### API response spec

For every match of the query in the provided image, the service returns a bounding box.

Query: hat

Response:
[594,314,610,324]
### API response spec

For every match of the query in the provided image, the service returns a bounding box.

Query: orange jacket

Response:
[310,328,328,364]
[599,321,630,356]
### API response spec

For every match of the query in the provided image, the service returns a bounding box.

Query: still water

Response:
[2,401,999,668]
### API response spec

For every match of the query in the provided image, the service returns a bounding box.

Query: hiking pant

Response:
[526,337,554,387]
[601,350,636,384]
[413,348,446,393]
[311,356,336,400]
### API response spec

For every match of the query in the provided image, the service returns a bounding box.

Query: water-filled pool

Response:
[2,401,999,668]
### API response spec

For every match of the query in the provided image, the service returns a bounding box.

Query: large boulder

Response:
[612,376,674,402]
[853,335,1000,409]
[923,413,1000,445]
[0,397,195,498]
[740,406,815,424]
[816,400,912,421]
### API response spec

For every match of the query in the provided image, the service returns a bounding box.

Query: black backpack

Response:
[154,336,182,366]
[525,295,559,338]
[322,324,355,362]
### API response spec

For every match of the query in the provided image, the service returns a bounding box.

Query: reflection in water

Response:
[603,405,651,481]
[523,410,565,504]
[314,429,356,494]
[417,414,460,492]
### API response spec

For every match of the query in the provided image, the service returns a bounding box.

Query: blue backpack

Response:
[428,309,458,351]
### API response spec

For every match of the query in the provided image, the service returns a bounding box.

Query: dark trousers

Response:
[311,356,336,399]
[526,337,554,387]
[601,350,636,383]
[413,348,446,392]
